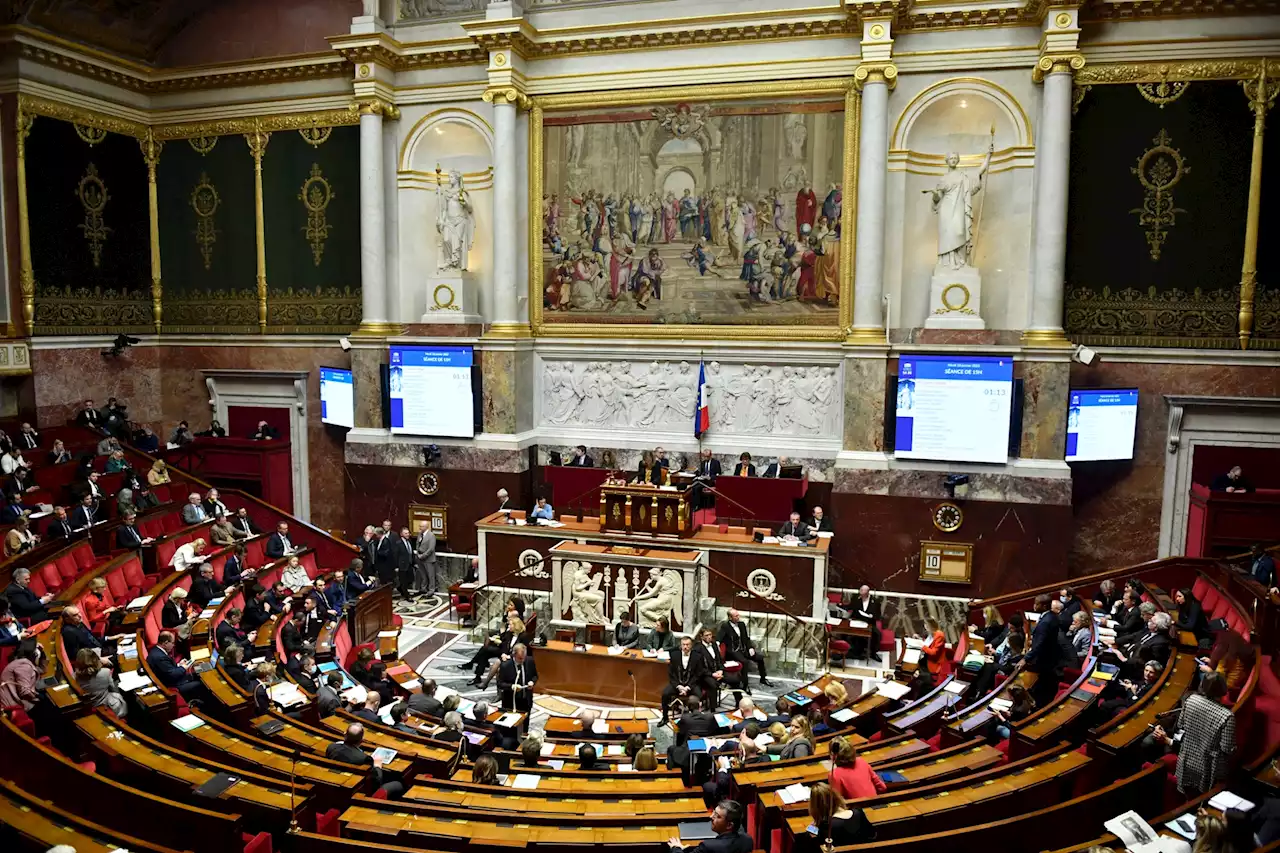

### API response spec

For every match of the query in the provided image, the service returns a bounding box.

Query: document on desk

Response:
[400,679,421,691]
[778,783,811,805]
[876,681,912,700]
[1208,791,1256,813]
[371,747,398,764]
[989,698,1013,712]
[901,648,922,665]
[494,713,522,728]
[126,595,153,610]
[117,669,152,692]
[269,682,306,707]
[944,680,967,694]
[591,719,609,734]
[540,741,557,756]
[512,774,541,790]
[605,745,624,756]
[1104,810,1160,851]
[607,645,625,655]
[170,715,206,732]
[829,708,859,723]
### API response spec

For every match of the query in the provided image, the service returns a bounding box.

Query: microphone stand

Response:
[289,748,299,832]
[627,669,637,721]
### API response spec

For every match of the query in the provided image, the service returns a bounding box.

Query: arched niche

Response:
[400,108,494,174]
[892,77,1033,157]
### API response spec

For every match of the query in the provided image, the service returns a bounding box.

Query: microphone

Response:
[289,748,300,831]
[627,669,638,720]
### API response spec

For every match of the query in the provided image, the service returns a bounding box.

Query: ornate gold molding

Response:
[482,86,531,110]
[266,286,361,334]
[245,124,271,334]
[1075,59,1263,86]
[1032,53,1085,83]
[161,289,260,334]
[854,63,898,90]
[1082,0,1280,22]
[155,109,361,141]
[17,94,147,139]
[191,173,220,271]
[75,163,110,268]
[1130,129,1188,262]
[352,98,401,120]
[1065,284,1280,350]
[140,130,163,334]
[15,104,35,334]
[299,164,334,267]
[33,284,152,336]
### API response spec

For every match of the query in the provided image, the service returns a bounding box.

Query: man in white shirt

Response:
[171,538,209,574]
[1,447,27,475]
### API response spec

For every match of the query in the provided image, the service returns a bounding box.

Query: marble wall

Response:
[32,343,351,532]
[1069,360,1280,575]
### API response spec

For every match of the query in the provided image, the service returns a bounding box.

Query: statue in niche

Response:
[562,561,607,624]
[633,567,684,629]
[927,133,994,270]
[435,168,475,271]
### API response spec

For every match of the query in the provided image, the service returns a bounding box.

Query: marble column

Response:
[849,68,893,343]
[358,105,389,331]
[490,98,520,331]
[1025,63,1076,345]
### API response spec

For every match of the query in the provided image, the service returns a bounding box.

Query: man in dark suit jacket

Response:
[667,799,753,853]
[17,424,39,450]
[1114,599,1153,648]
[265,522,298,560]
[346,559,371,597]
[776,512,810,540]
[280,610,308,656]
[215,608,251,651]
[808,506,833,535]
[661,636,705,724]
[693,627,741,708]
[61,605,113,662]
[695,450,722,482]
[295,656,320,694]
[188,564,221,610]
[74,400,103,429]
[393,526,415,598]
[389,702,420,735]
[353,526,376,566]
[676,694,718,742]
[242,585,272,632]
[408,680,444,717]
[70,494,98,532]
[5,569,52,621]
[116,512,153,549]
[849,584,882,659]
[732,454,756,477]
[497,644,538,712]
[717,609,770,687]
[147,631,206,701]
[1020,594,1061,707]
[353,692,382,723]
[760,456,789,478]
[1117,612,1173,678]
[47,507,74,540]
[372,530,396,587]
[325,724,403,797]
[232,508,260,538]
[566,445,594,467]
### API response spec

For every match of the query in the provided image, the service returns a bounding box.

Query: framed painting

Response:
[529,81,857,339]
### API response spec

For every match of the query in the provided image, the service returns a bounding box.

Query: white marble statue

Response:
[928,138,994,270]
[436,169,475,271]
[561,561,607,624]
[633,567,683,629]
[784,114,807,160]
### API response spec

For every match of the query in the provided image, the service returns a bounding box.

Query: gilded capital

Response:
[1033,53,1085,83]
[482,86,531,110]
[854,63,897,90]
[352,97,401,120]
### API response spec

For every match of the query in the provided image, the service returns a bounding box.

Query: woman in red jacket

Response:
[828,736,886,800]
[921,618,948,676]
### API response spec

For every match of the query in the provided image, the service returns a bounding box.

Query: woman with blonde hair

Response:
[976,604,1007,647]
[148,459,170,486]
[807,781,874,844]
[779,714,814,759]
[634,746,658,771]
[474,612,529,689]
[824,680,848,705]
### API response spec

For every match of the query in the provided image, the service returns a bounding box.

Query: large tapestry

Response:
[535,84,853,332]
[1064,77,1277,347]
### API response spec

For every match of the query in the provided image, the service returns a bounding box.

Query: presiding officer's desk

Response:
[536,639,670,705]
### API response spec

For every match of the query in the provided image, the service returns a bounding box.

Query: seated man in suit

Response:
[408,678,444,717]
[808,506,832,535]
[353,691,382,723]
[0,492,36,524]
[717,609,771,688]
[266,521,301,560]
[188,563,221,610]
[241,584,273,632]
[325,723,403,798]
[251,420,280,440]
[264,581,292,615]
[116,511,155,550]
[222,544,249,589]
[497,643,538,713]
[760,456,790,478]
[389,701,420,735]
[17,423,39,450]
[60,605,115,664]
[46,506,74,540]
[316,672,344,716]
[215,607,254,652]
[776,511,810,542]
[566,445,593,467]
[295,655,321,694]
[70,493,99,532]
[209,513,240,547]
[614,611,640,649]
[1250,543,1278,593]
[667,799,753,853]
[280,609,311,657]
[661,636,705,724]
[4,568,51,621]
[75,399,103,429]
[181,492,208,525]
[232,507,260,537]
[693,627,742,708]
[146,630,209,703]
[732,452,756,477]
[1112,611,1174,678]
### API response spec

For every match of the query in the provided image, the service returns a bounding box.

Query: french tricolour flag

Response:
[694,360,710,437]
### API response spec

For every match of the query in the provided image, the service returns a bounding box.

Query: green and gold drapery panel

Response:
[156,133,259,333]
[1065,79,1277,348]
[262,124,361,333]
[1257,104,1280,343]
[28,118,152,334]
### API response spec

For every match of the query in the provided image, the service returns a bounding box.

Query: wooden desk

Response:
[1092,652,1196,756]
[250,713,414,778]
[543,714,650,740]
[0,778,188,853]
[404,784,706,816]
[535,640,670,706]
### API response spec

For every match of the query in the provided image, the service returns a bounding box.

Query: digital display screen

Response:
[319,367,354,429]
[388,346,475,438]
[894,355,1014,464]
[1066,389,1138,462]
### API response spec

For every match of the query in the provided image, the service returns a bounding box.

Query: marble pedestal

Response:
[924,264,985,330]
[421,272,482,324]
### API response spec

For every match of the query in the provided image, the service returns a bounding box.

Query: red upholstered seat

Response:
[1201,585,1221,614]
[372,787,389,800]
[73,543,96,572]
[1192,577,1210,601]
[55,553,81,584]
[880,629,895,653]
[161,512,182,534]
[242,831,273,853]
[246,538,266,567]
[151,484,170,503]
[36,563,62,595]
[105,569,130,602]
[316,808,341,837]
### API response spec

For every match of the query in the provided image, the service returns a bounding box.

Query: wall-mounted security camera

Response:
[339,336,352,352]
[1072,344,1098,366]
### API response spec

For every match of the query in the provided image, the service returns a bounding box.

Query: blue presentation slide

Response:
[319,367,354,428]
[895,355,1014,464]
[389,346,474,438]
[1066,389,1138,462]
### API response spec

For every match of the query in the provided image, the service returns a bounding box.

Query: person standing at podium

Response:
[635,450,663,485]
[498,643,537,713]
[567,445,593,467]
[732,452,755,477]
[691,449,721,510]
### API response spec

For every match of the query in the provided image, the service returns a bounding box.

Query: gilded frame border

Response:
[527,78,859,341]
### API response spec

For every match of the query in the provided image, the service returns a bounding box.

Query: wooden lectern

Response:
[599,485,689,537]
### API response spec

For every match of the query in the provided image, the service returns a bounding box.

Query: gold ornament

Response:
[935,283,974,315]
[74,123,107,146]
[76,163,110,268]
[1136,74,1190,108]
[417,472,440,496]
[299,125,332,148]
[190,172,221,271]
[188,135,218,155]
[933,503,964,533]
[1130,129,1188,262]
[298,163,333,267]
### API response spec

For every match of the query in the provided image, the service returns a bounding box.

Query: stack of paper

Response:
[269,682,306,707]
[591,719,609,734]
[829,708,859,723]
[170,715,206,732]
[755,733,775,747]
[618,763,634,771]
[494,713,522,728]
[400,679,421,691]
[875,681,911,700]
[371,747,398,764]
[117,670,152,692]
[512,774,541,790]
[944,681,967,695]
[607,646,625,656]
[901,648,922,665]
[539,741,557,756]
[341,685,369,705]
[778,783,811,804]
[1208,791,1256,813]
[989,697,1013,712]
[605,745,624,756]
[126,595,153,610]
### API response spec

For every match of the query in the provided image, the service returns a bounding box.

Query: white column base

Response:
[421,272,483,324]
[924,264,985,330]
